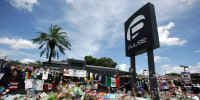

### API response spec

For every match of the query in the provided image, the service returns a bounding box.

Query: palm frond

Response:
[46,45,50,59]
[56,43,65,55]
[38,43,45,49]
[46,49,49,59]
[57,51,59,60]
[52,49,56,59]
[57,39,71,51]
[40,48,46,57]
[57,32,67,37]
[32,38,40,43]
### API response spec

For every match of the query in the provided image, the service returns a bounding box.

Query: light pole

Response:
[143,69,147,79]
[180,65,189,72]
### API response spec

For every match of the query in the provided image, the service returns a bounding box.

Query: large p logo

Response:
[126,15,145,41]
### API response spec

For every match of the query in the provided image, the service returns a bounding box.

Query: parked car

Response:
[191,84,200,94]
[185,84,193,93]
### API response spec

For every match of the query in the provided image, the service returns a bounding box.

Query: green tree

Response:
[171,73,178,77]
[136,74,143,78]
[84,56,117,68]
[61,58,69,62]
[85,56,97,65]
[32,25,71,63]
[35,60,43,68]
[10,60,22,66]
[98,57,117,68]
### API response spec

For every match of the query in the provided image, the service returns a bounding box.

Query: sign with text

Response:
[63,69,87,77]
[181,72,191,84]
[124,3,160,57]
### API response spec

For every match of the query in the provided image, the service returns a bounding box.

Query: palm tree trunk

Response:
[48,48,53,64]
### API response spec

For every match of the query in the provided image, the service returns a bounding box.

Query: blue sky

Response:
[0,0,200,75]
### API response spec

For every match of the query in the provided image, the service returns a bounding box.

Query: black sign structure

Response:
[124,3,159,57]
[124,3,160,100]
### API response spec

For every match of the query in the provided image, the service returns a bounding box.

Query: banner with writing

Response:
[63,69,86,77]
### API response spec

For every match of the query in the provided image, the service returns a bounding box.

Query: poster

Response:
[63,69,86,77]
[0,73,4,80]
[35,80,44,90]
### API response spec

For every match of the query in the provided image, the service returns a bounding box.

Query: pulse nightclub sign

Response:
[124,3,160,99]
[125,3,159,57]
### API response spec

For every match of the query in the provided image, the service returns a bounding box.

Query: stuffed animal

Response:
[57,87,63,94]
[59,89,72,99]
[85,93,96,100]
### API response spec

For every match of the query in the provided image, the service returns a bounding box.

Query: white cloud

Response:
[194,50,200,53]
[0,48,46,61]
[61,0,132,59]
[154,56,170,63]
[20,58,35,64]
[62,1,194,59]
[185,0,197,5]
[137,69,149,75]
[160,64,184,74]
[189,62,200,73]
[7,0,39,12]
[0,37,38,49]
[160,62,200,74]
[153,0,198,23]
[119,64,130,72]
[33,0,198,59]
[158,22,187,46]
[65,0,74,4]
[0,48,23,57]
[65,35,101,59]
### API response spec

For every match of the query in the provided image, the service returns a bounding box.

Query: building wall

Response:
[191,73,200,84]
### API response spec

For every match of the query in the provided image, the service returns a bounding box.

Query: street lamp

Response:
[180,65,189,72]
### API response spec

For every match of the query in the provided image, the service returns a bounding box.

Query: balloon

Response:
[84,78,88,81]
[140,88,144,92]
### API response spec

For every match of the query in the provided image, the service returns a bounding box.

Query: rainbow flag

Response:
[23,72,29,79]
[23,65,27,69]
[99,92,107,97]
[0,86,5,94]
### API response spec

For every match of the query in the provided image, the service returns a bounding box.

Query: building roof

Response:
[43,61,68,65]
[85,65,130,77]
[86,65,118,70]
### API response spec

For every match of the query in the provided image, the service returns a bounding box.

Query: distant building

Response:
[0,59,5,64]
[42,59,129,77]
[0,59,6,68]
[190,73,200,84]
[165,73,200,84]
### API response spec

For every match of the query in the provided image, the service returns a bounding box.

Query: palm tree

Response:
[32,25,71,63]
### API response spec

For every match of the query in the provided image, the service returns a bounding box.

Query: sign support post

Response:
[130,56,136,95]
[147,48,159,99]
